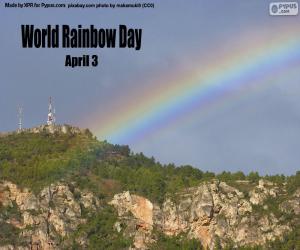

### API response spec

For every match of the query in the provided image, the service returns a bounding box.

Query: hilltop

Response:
[0,125,299,249]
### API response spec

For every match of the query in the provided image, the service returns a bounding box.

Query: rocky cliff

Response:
[0,179,298,249]
[110,179,299,249]
[0,181,100,250]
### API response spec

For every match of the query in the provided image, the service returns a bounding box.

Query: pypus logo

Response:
[271,4,279,13]
[269,2,298,15]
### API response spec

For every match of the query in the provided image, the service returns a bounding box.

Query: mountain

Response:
[0,125,299,250]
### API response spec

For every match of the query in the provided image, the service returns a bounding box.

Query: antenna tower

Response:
[18,106,23,132]
[47,97,55,125]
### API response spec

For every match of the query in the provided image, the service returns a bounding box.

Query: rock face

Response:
[280,188,300,215]
[27,124,86,135]
[109,192,155,249]
[0,124,88,137]
[109,180,298,249]
[0,181,100,250]
[249,179,280,205]
[0,179,298,250]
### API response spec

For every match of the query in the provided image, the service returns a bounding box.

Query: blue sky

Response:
[1,0,300,175]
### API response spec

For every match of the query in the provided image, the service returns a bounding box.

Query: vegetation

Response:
[0,201,25,246]
[268,224,300,250]
[150,232,203,250]
[1,131,299,203]
[286,171,300,195]
[0,131,102,193]
[0,222,23,246]
[68,206,131,250]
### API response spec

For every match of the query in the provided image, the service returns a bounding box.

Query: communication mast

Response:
[47,97,55,125]
[18,106,23,132]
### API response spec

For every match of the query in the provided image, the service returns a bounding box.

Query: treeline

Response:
[0,132,299,201]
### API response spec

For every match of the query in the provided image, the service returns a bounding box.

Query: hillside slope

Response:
[0,125,299,249]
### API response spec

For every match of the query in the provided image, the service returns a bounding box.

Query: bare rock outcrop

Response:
[249,179,280,205]
[0,181,100,250]
[109,180,295,249]
[109,192,155,249]
[0,179,297,250]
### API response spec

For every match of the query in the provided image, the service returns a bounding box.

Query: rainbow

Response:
[86,26,300,144]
